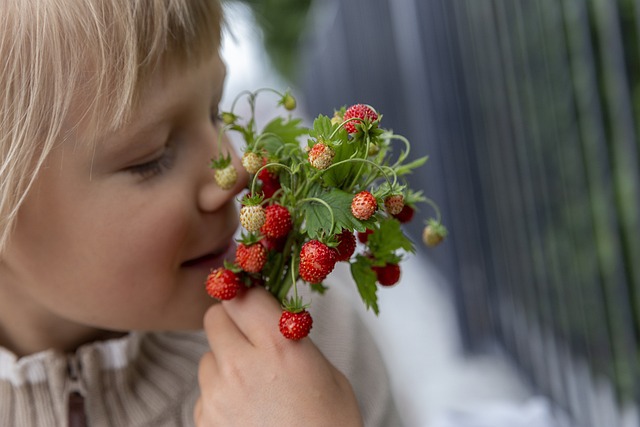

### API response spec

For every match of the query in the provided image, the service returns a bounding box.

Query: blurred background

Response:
[220,1,640,426]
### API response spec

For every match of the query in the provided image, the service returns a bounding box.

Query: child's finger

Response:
[220,286,283,347]
[202,302,251,355]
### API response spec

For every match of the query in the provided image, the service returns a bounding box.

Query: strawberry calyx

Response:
[210,152,232,170]
[220,111,238,125]
[281,295,310,314]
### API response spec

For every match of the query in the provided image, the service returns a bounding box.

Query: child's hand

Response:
[194,286,364,427]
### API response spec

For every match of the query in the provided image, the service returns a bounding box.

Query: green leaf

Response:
[351,255,379,314]
[311,115,333,139]
[394,156,428,176]
[261,117,307,146]
[368,218,415,256]
[310,282,328,294]
[320,141,366,188]
[300,188,376,239]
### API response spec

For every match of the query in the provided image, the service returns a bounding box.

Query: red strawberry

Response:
[351,191,377,220]
[260,179,281,200]
[357,228,374,244]
[392,204,415,223]
[205,268,241,300]
[260,235,287,252]
[343,104,378,134]
[372,263,401,286]
[334,229,356,262]
[384,194,404,216]
[258,158,279,185]
[261,204,292,239]
[235,243,267,273]
[308,142,335,170]
[279,309,313,340]
[299,240,337,283]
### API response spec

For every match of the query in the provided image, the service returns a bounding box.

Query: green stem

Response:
[275,230,302,302]
[324,158,397,191]
[329,117,362,139]
[252,132,286,152]
[297,197,336,235]
[424,197,442,223]
[347,134,372,189]
[252,87,286,99]
[388,134,411,168]
[250,162,295,197]
[229,90,254,113]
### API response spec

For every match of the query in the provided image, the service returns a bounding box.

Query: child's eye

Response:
[128,147,175,180]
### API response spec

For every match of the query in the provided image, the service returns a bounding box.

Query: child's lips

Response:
[182,241,236,269]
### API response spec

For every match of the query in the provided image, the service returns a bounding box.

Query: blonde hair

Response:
[0,0,223,252]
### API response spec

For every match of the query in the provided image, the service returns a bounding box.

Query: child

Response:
[0,1,401,425]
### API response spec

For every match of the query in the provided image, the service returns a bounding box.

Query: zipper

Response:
[66,355,88,427]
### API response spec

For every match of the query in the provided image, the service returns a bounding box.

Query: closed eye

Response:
[127,146,176,180]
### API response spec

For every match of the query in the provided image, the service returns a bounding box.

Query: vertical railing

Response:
[298,0,640,425]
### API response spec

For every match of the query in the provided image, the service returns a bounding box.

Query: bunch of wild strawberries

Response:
[206,89,447,340]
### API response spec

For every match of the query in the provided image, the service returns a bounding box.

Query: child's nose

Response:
[198,150,249,213]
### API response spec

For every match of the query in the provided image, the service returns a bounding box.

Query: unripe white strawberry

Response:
[240,205,266,232]
[214,165,238,190]
[422,220,448,247]
[242,152,263,174]
[308,142,335,170]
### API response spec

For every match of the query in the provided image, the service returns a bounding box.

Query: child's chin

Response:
[166,300,216,330]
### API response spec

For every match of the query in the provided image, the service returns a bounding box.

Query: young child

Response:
[0,1,401,425]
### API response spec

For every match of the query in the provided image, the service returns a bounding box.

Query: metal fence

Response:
[299,1,640,426]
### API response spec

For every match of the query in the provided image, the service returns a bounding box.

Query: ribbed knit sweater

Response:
[0,277,402,426]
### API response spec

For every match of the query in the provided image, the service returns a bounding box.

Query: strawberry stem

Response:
[298,197,336,235]
[329,117,362,139]
[387,134,411,168]
[424,197,443,223]
[250,162,295,198]
[322,157,396,192]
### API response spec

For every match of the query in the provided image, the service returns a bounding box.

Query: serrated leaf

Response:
[300,188,376,239]
[320,142,365,188]
[368,218,415,256]
[261,117,307,146]
[350,255,379,314]
[311,115,333,139]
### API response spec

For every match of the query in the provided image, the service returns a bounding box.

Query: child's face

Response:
[0,53,248,336]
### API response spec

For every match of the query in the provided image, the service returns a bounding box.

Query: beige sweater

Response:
[0,282,402,426]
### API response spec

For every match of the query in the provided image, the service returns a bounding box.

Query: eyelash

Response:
[128,104,219,180]
[129,147,175,180]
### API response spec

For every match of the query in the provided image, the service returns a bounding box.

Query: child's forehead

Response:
[75,53,226,147]
[88,54,226,149]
